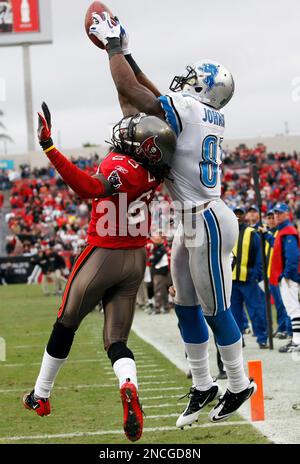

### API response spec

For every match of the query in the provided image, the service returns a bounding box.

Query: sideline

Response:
[133,310,300,444]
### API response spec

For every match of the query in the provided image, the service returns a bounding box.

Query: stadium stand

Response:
[0,144,299,288]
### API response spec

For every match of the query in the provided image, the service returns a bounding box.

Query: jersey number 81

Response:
[199,135,222,189]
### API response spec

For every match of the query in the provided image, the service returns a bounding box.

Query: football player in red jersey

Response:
[23,103,176,442]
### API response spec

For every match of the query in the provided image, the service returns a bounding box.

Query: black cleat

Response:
[279,341,300,353]
[176,382,222,428]
[259,343,269,349]
[209,379,257,422]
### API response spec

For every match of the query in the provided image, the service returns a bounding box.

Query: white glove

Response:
[120,23,130,55]
[258,225,268,234]
[258,280,265,292]
[89,12,121,46]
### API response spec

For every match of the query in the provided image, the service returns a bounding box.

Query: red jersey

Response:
[88,151,160,249]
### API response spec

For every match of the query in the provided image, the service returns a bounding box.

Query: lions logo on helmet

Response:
[135,137,162,165]
[170,59,235,110]
[198,63,223,91]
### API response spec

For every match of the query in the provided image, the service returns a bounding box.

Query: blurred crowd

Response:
[0,145,299,317]
[222,144,300,220]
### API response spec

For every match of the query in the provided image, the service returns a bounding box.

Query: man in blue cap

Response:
[263,209,292,338]
[269,203,300,352]
[247,205,260,230]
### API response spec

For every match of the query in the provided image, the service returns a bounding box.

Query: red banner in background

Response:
[11,0,40,33]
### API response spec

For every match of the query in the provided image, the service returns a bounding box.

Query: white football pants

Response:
[171,199,238,316]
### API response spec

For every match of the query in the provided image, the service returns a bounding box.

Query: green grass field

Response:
[0,285,270,444]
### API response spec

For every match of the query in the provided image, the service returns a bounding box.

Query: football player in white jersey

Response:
[90,15,257,425]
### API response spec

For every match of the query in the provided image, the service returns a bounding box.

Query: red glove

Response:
[37,102,54,151]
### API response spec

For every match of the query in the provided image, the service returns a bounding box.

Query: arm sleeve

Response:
[252,232,263,281]
[282,235,300,281]
[44,147,112,199]
[264,231,275,247]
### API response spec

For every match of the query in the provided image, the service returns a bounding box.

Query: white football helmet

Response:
[170,59,235,110]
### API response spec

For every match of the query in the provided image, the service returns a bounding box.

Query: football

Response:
[85,1,115,49]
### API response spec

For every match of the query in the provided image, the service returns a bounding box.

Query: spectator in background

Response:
[246,205,260,230]
[44,248,67,296]
[31,249,51,296]
[149,235,171,315]
[0,170,12,190]
[263,209,292,338]
[30,248,65,296]
[231,206,268,349]
[269,204,300,352]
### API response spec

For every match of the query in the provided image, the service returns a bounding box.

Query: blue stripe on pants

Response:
[203,210,226,315]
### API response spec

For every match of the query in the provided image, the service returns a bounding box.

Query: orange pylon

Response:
[248,360,265,421]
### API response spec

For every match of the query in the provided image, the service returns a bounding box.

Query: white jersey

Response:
[159,92,225,209]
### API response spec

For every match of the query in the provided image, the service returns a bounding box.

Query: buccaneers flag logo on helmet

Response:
[135,137,162,165]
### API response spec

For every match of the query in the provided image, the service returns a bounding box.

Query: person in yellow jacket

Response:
[231,206,268,349]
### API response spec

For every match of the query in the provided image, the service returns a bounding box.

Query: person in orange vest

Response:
[269,204,300,352]
[264,209,292,339]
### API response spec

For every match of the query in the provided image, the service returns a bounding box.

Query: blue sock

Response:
[175,305,209,344]
[205,309,241,346]
[175,304,213,390]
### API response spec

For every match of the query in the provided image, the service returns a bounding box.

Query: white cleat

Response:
[176,382,223,428]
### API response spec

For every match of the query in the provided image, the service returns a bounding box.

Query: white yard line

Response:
[103,364,158,370]
[107,374,164,381]
[0,384,186,395]
[0,359,102,368]
[0,380,177,395]
[143,402,186,409]
[146,412,208,419]
[145,413,179,419]
[0,359,157,369]
[0,421,248,442]
[14,342,99,349]
[140,386,186,392]
[142,394,183,401]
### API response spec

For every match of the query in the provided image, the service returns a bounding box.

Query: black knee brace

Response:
[47,320,75,359]
[107,342,135,366]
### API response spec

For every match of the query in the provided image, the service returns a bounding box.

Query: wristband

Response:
[40,137,54,151]
[107,37,123,59]
[125,54,142,75]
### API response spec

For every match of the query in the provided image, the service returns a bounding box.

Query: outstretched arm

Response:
[119,26,162,98]
[37,103,114,199]
[90,14,164,118]
[110,53,164,118]
[44,147,113,199]
[118,93,139,117]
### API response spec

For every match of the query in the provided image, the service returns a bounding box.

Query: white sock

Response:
[291,318,300,345]
[185,342,213,391]
[113,358,138,389]
[293,332,300,345]
[34,349,67,399]
[217,338,249,393]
